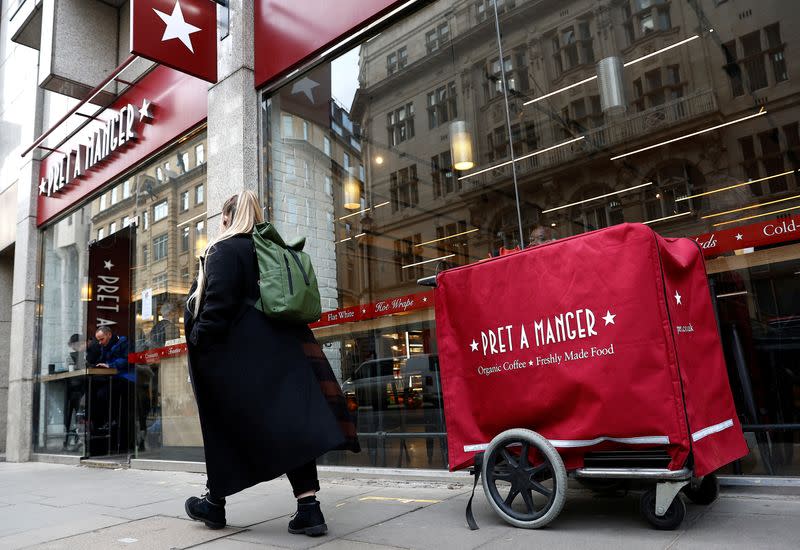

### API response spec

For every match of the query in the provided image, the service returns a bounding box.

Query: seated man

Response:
[93,326,135,454]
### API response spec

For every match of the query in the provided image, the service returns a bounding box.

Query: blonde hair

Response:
[188,190,264,318]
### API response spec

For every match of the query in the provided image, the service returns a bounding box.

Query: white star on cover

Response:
[602,310,616,326]
[674,291,682,305]
[291,77,320,103]
[735,233,743,241]
[139,99,153,122]
[470,340,478,352]
[528,360,534,366]
[422,297,428,303]
[104,260,114,270]
[153,1,201,53]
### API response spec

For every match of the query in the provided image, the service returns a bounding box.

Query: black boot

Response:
[288,497,327,536]
[185,492,226,529]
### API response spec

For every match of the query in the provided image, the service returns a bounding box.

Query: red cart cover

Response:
[435,223,747,476]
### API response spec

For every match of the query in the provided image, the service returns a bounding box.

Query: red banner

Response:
[310,291,434,329]
[692,215,800,258]
[128,342,188,364]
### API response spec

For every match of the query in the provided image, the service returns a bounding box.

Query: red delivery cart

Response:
[420,223,748,530]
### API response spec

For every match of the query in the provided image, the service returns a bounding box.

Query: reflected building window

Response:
[387,103,415,145]
[195,144,205,165]
[153,200,168,222]
[153,234,168,262]
[427,82,458,129]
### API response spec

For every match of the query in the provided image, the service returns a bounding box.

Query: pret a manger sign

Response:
[38,99,153,197]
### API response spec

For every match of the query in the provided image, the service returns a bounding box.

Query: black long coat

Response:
[185,233,359,497]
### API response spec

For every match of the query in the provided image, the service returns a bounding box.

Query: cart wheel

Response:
[640,488,686,530]
[481,429,567,529]
[683,474,719,505]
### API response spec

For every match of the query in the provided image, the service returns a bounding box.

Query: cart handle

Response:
[417,276,438,288]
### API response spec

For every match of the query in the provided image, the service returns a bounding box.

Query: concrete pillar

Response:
[206,0,258,241]
[5,157,42,462]
[0,249,13,453]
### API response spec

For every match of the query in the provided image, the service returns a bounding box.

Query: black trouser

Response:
[63,378,85,434]
[208,459,319,502]
[286,460,320,498]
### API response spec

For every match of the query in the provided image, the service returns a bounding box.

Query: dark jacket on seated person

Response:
[99,335,133,382]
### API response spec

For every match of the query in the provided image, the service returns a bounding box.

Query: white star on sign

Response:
[674,291,682,305]
[470,340,478,352]
[139,99,153,122]
[291,77,320,103]
[153,1,201,53]
[735,233,743,241]
[104,260,114,270]
[39,178,47,196]
[422,297,428,302]
[602,310,616,326]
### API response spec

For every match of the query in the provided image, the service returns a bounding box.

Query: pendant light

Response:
[449,120,475,171]
[597,56,626,113]
[343,171,362,210]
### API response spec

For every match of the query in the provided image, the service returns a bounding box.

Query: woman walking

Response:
[183,190,359,536]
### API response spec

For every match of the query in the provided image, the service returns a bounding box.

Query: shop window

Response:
[426,23,449,54]
[387,103,415,146]
[195,144,205,166]
[153,200,168,222]
[741,31,768,92]
[633,0,670,36]
[195,184,204,205]
[394,234,423,282]
[435,221,470,265]
[431,151,459,198]
[153,234,168,262]
[181,226,190,252]
[153,272,168,291]
[427,82,458,129]
[765,23,788,83]
[390,165,419,211]
[551,22,594,76]
[386,46,408,75]
[476,0,515,22]
[180,191,189,212]
[758,130,788,193]
[485,54,525,100]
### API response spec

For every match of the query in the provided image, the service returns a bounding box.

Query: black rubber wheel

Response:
[683,474,719,505]
[640,488,686,530]
[481,429,567,529]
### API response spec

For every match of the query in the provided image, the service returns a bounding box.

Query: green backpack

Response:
[252,222,322,324]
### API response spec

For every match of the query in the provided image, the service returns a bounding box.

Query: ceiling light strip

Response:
[338,201,390,221]
[676,170,797,202]
[610,108,767,161]
[523,76,598,106]
[701,194,800,219]
[712,204,800,227]
[415,228,480,247]
[401,254,455,269]
[641,211,692,225]
[716,291,748,299]
[623,35,700,68]
[542,182,654,214]
[458,136,585,180]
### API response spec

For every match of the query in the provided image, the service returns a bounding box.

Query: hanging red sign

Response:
[692,214,800,258]
[128,342,188,364]
[87,228,134,340]
[131,0,218,83]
